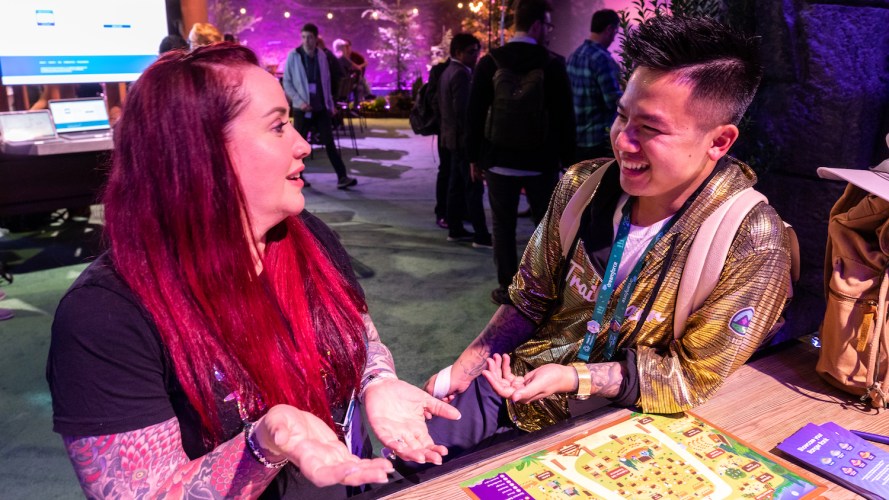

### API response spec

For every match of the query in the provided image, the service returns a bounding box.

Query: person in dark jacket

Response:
[466,0,576,305]
[439,33,491,247]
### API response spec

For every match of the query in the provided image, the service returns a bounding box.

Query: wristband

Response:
[570,362,592,400]
[432,365,452,399]
[244,421,289,469]
[358,370,398,402]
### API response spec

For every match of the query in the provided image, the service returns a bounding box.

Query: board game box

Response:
[460,412,824,499]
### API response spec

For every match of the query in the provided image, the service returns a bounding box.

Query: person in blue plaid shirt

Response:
[567,10,622,161]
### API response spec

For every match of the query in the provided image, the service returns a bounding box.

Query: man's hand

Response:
[301,103,312,112]
[364,379,461,465]
[482,354,576,403]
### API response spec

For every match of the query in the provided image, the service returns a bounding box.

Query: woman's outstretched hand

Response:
[364,378,461,465]
[255,405,394,487]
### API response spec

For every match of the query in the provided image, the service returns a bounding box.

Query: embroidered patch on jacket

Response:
[728,307,755,335]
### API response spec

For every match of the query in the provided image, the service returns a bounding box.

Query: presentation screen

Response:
[0,1,168,85]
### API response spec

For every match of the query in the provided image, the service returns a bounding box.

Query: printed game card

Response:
[461,412,823,499]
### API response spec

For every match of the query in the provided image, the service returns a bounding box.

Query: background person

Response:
[47,44,458,498]
[283,23,357,190]
[567,9,622,161]
[188,22,222,48]
[466,0,576,306]
[439,33,491,248]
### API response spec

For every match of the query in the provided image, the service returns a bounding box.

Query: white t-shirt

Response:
[612,194,672,285]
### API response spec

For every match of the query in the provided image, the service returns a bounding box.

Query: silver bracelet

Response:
[244,421,289,469]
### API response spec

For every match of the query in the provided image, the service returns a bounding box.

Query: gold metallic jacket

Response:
[507,158,792,431]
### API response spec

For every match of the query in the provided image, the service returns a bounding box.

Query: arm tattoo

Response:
[63,417,277,499]
[586,362,624,399]
[361,313,397,379]
[459,305,537,379]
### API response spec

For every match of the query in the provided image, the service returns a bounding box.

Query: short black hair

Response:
[450,33,481,57]
[301,23,319,37]
[159,34,188,54]
[591,9,619,33]
[624,15,762,126]
[514,0,552,32]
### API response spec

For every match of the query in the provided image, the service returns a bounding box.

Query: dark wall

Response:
[731,0,889,343]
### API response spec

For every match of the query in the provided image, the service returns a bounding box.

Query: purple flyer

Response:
[465,473,534,500]
[778,422,889,499]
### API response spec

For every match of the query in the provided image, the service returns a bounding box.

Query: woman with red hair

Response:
[47,43,459,498]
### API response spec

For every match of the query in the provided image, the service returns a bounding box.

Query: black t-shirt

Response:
[47,211,367,498]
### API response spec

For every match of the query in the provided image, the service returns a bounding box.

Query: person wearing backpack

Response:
[439,33,491,247]
[410,58,452,229]
[410,15,793,469]
[466,0,576,306]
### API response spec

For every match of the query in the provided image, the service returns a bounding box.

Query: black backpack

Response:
[484,54,548,150]
[409,82,439,136]
[409,61,448,136]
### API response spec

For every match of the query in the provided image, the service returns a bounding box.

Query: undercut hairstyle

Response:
[450,33,481,57]
[591,9,619,33]
[624,15,762,126]
[301,23,319,37]
[105,44,367,445]
[514,0,552,32]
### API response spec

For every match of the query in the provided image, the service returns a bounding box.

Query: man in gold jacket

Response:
[415,15,792,465]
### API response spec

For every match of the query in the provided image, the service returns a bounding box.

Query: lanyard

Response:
[577,198,671,362]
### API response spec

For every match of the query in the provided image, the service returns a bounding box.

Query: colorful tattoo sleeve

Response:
[63,417,277,499]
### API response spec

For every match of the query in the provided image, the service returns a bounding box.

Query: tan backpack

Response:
[816,184,889,409]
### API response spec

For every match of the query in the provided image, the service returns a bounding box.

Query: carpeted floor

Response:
[0,118,538,498]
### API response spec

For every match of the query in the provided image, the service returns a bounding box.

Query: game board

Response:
[461,412,824,500]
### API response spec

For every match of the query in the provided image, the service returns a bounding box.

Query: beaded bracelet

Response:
[244,421,289,469]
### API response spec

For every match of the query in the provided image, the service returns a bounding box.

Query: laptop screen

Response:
[0,110,56,142]
[48,98,111,133]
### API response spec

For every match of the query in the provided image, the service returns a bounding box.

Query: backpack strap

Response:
[559,160,614,256]
[865,268,889,408]
[673,188,768,340]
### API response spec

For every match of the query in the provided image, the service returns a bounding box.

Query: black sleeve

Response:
[467,55,495,164]
[300,211,365,299]
[48,284,175,437]
[609,348,641,407]
[326,50,344,97]
[453,69,473,154]
[547,55,577,167]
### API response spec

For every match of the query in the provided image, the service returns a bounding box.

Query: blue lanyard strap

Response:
[577,198,670,362]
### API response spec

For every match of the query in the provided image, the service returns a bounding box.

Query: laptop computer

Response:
[48,97,113,140]
[0,110,58,143]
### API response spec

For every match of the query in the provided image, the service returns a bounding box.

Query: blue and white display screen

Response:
[0,1,168,85]
[49,98,110,133]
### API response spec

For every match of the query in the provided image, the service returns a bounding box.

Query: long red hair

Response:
[103,44,367,444]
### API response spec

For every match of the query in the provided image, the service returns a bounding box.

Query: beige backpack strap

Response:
[559,160,614,257]
[865,268,889,408]
[673,188,768,340]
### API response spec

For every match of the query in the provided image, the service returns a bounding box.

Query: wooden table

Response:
[371,342,888,499]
